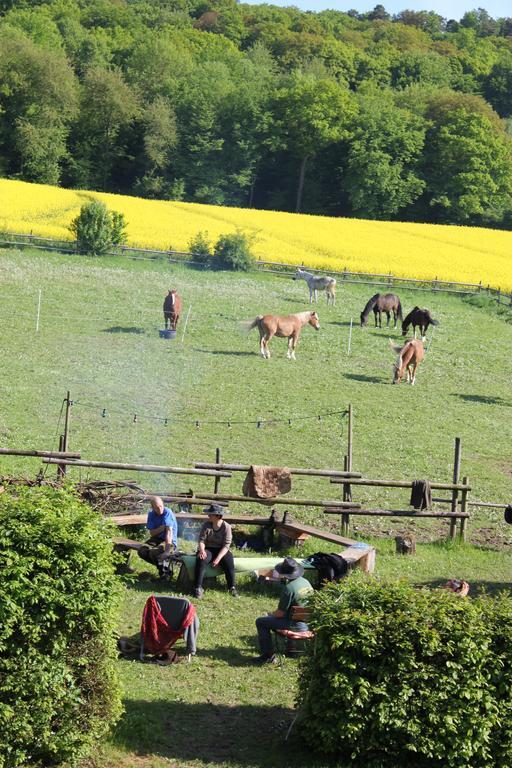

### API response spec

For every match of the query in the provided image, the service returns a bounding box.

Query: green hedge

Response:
[298,579,512,768]
[0,487,122,768]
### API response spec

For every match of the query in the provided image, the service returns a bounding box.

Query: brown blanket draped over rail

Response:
[410,479,432,511]
[242,465,292,499]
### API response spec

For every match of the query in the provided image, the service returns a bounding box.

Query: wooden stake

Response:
[347,318,353,355]
[460,475,468,541]
[449,437,461,540]
[181,304,192,344]
[35,289,42,332]
[214,447,221,494]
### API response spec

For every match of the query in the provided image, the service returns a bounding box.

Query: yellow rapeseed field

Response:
[1,178,511,290]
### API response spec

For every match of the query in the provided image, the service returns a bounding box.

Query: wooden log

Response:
[330,477,471,491]
[42,458,231,477]
[177,492,360,508]
[194,462,362,478]
[450,437,462,539]
[111,513,275,526]
[0,448,81,458]
[395,535,416,555]
[460,475,469,541]
[323,507,470,518]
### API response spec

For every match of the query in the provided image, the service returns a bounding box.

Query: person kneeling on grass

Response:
[255,557,314,665]
[138,495,177,578]
[194,503,238,598]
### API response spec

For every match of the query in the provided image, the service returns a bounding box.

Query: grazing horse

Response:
[163,290,182,330]
[245,311,320,359]
[402,307,439,340]
[389,338,424,385]
[360,293,403,329]
[293,269,336,306]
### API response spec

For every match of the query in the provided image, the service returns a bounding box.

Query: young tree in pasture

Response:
[73,67,139,190]
[0,28,77,183]
[70,199,127,256]
[272,74,357,212]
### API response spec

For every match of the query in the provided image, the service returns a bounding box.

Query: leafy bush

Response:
[188,230,212,266]
[69,199,127,256]
[298,579,512,768]
[0,486,122,768]
[212,231,255,271]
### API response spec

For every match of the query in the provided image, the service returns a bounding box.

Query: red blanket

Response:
[141,596,196,655]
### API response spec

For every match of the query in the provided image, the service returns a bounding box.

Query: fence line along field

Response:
[1,178,512,291]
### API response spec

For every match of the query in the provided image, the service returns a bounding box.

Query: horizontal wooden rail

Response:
[0,448,81,458]
[169,491,360,508]
[111,513,275,526]
[324,507,469,519]
[42,458,230,477]
[330,477,471,491]
[194,462,362,478]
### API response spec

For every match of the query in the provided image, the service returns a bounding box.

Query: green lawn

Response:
[1,248,511,767]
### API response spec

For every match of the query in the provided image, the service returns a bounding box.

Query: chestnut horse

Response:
[246,311,320,359]
[163,290,182,330]
[389,338,424,385]
[402,307,438,340]
[360,293,403,328]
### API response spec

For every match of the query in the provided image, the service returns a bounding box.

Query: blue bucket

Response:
[159,329,177,339]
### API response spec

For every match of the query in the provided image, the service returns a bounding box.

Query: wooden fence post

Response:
[460,475,468,541]
[449,437,461,540]
[341,455,350,536]
[214,447,222,494]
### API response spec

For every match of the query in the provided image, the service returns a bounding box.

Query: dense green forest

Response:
[1,0,512,227]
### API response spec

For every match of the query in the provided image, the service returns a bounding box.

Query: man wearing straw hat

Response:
[254,557,313,664]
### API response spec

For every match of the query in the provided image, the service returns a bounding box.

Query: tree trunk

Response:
[295,156,308,213]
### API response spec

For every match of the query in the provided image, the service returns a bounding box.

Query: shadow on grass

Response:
[113,700,330,767]
[193,348,254,357]
[329,320,354,327]
[454,393,511,407]
[343,373,386,384]
[103,326,145,334]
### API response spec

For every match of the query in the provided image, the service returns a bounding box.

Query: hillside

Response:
[2,179,512,290]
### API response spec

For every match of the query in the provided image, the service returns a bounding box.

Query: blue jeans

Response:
[255,615,308,655]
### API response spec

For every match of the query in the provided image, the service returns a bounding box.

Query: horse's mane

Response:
[293,310,316,321]
[361,293,380,320]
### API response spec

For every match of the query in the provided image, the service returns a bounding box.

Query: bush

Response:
[69,200,127,256]
[188,230,212,266]
[298,579,512,768]
[0,486,122,768]
[212,231,255,271]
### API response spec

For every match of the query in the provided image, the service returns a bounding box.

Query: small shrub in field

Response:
[0,486,122,768]
[188,230,212,266]
[212,231,255,271]
[69,200,127,256]
[298,579,512,768]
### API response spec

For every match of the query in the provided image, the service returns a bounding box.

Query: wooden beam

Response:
[194,462,362,479]
[0,448,81,458]
[330,477,471,491]
[275,520,359,548]
[172,491,360,508]
[42,458,231,477]
[111,513,274,526]
[323,507,469,519]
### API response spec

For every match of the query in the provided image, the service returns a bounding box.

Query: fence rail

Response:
[1,231,511,304]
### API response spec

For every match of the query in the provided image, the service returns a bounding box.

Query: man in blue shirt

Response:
[138,496,177,577]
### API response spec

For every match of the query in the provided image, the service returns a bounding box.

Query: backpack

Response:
[307,552,348,584]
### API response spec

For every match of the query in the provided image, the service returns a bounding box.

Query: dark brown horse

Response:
[389,339,424,385]
[245,310,320,359]
[402,307,438,340]
[163,290,182,330]
[360,293,402,328]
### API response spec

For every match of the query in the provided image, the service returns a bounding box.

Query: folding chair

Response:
[140,595,199,663]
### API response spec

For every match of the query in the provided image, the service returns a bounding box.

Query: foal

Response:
[246,311,320,359]
[389,338,424,385]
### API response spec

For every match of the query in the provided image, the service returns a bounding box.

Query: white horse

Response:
[293,268,336,306]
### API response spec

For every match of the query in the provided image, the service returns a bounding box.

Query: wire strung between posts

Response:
[72,398,348,429]
[41,397,66,478]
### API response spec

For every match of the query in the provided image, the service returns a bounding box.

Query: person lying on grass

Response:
[194,503,237,598]
[255,557,314,665]
[138,495,177,578]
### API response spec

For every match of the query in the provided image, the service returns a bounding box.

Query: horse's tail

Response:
[429,314,439,326]
[241,316,262,332]
[396,299,403,321]
[389,338,403,355]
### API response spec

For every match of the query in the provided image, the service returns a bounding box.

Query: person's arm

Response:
[197,525,208,559]
[149,523,166,537]
[211,545,228,567]
[269,583,292,618]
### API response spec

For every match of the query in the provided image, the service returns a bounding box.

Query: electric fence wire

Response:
[41,396,66,478]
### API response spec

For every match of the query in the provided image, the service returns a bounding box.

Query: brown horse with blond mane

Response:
[389,338,424,385]
[245,311,320,359]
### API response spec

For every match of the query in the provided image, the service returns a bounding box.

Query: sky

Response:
[242,0,510,21]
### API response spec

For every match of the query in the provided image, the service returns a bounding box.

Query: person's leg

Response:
[217,550,236,590]
[255,615,291,658]
[194,549,213,592]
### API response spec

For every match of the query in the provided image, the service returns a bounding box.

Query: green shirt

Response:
[278,576,314,620]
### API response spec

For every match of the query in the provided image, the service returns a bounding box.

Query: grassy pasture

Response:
[1,248,511,767]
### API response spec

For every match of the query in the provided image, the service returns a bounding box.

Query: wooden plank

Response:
[323,507,470,519]
[0,448,81,458]
[174,492,360,508]
[42,458,231,477]
[111,513,274,526]
[194,462,362,479]
[330,477,471,491]
[112,537,145,551]
[275,520,359,548]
